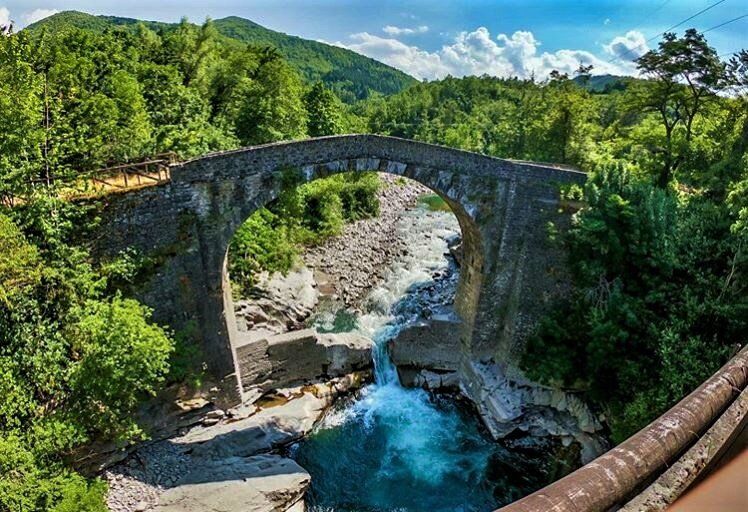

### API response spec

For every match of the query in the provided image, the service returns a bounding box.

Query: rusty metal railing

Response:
[495,345,748,512]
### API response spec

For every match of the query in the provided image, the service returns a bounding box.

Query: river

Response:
[292,200,552,511]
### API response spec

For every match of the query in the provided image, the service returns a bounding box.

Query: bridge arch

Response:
[94,135,584,400]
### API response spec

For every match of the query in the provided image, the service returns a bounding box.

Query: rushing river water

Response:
[293,201,550,512]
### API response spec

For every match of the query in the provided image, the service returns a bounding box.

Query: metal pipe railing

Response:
[495,345,748,512]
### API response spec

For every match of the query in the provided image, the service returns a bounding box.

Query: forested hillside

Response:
[25,11,417,101]
[0,10,746,510]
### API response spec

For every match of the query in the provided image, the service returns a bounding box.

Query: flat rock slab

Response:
[154,454,309,512]
[181,390,330,459]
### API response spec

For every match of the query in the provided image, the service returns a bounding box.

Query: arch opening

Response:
[221,158,483,391]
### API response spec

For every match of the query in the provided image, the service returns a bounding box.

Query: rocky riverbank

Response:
[304,174,431,307]
[232,174,432,343]
[105,372,369,512]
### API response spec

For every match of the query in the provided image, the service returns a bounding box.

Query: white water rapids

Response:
[295,203,504,512]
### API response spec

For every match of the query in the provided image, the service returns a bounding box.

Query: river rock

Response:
[388,318,462,372]
[446,234,463,267]
[236,328,373,392]
[234,266,319,343]
[183,389,330,459]
[408,369,460,390]
[460,360,606,464]
[153,455,309,512]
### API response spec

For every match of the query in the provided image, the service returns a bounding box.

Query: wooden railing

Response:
[83,153,176,190]
[1,153,178,207]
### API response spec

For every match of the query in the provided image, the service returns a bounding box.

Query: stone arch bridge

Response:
[94,134,584,397]
[93,134,747,511]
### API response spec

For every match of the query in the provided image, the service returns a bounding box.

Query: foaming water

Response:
[295,205,505,511]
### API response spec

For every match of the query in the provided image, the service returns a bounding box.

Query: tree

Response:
[0,30,44,201]
[633,29,727,186]
[68,297,173,437]
[304,82,345,137]
[160,17,218,91]
[725,50,748,160]
[223,47,307,144]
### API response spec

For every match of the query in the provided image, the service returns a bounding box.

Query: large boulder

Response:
[154,455,309,512]
[236,328,372,392]
[184,390,329,459]
[234,266,320,343]
[182,374,367,459]
[460,360,606,464]
[388,317,462,385]
[388,318,462,370]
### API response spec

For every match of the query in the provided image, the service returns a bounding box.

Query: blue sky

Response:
[2,1,746,79]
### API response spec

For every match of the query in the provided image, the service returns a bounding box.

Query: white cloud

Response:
[22,8,58,26]
[339,32,450,80]
[604,18,611,26]
[604,30,648,62]
[383,25,429,36]
[0,7,11,28]
[333,27,640,81]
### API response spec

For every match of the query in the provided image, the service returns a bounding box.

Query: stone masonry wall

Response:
[92,135,585,401]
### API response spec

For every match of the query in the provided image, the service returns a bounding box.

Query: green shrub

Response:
[0,433,108,512]
[68,296,174,438]
[229,208,298,295]
[228,172,380,296]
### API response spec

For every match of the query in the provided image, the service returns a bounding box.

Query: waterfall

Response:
[296,204,504,512]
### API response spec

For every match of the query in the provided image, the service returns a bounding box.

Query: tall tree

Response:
[0,30,43,202]
[633,29,726,186]
[304,82,345,137]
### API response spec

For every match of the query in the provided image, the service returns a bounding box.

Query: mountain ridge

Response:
[25,10,418,101]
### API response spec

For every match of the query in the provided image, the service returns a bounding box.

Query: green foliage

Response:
[219,47,307,145]
[67,297,173,438]
[229,173,380,296]
[0,432,108,512]
[0,200,173,510]
[631,29,726,186]
[305,82,346,137]
[3,13,371,187]
[99,248,156,293]
[26,11,416,102]
[418,194,452,212]
[229,208,298,293]
[523,164,746,442]
[366,74,602,168]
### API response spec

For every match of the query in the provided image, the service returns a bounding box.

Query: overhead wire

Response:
[606,0,732,64]
[702,13,748,33]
